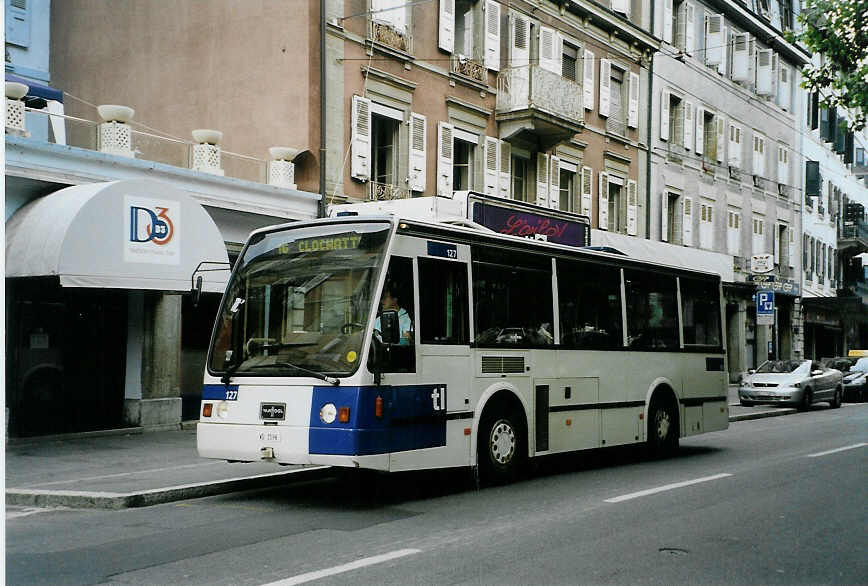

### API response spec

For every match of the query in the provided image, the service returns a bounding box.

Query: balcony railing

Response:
[369,180,409,201]
[13,106,268,184]
[840,219,868,243]
[451,55,486,84]
[370,20,412,54]
[496,65,583,124]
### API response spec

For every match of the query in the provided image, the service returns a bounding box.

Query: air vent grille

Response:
[482,356,525,374]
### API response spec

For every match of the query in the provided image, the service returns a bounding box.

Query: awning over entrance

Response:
[6,180,230,292]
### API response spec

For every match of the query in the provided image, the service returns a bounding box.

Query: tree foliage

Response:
[787,0,867,132]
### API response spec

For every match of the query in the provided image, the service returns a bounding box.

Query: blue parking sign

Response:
[756,290,774,325]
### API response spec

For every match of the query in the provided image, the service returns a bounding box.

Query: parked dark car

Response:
[826,357,868,402]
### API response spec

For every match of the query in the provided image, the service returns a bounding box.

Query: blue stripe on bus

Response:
[202,384,239,401]
[309,385,447,456]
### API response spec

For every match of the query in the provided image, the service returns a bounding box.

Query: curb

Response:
[729,408,798,422]
[6,466,332,510]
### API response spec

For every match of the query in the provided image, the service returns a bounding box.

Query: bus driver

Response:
[375,283,413,346]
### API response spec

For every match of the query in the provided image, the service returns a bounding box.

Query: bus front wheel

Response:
[478,410,526,485]
[647,399,679,458]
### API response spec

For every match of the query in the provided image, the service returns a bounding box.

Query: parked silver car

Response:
[739,359,843,409]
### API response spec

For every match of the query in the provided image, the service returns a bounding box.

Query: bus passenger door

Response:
[390,238,472,471]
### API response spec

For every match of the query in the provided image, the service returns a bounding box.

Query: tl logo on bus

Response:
[130,205,174,246]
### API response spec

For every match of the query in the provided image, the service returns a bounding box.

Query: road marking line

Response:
[806,443,867,458]
[604,473,733,503]
[261,549,421,586]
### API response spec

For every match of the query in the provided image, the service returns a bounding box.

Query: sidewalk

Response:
[5,387,800,510]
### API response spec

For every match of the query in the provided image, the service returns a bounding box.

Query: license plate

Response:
[260,403,286,420]
[259,431,281,443]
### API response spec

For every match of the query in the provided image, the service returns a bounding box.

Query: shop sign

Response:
[124,195,181,265]
[750,254,774,274]
[748,274,801,297]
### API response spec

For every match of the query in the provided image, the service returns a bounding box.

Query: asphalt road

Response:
[7,404,867,586]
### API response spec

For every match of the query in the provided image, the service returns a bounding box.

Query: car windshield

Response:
[826,358,854,372]
[208,221,391,377]
[755,359,809,374]
[853,357,868,372]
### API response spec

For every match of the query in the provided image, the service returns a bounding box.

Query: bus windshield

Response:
[208,221,391,378]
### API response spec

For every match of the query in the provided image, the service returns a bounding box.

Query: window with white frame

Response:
[777,144,789,185]
[453,135,475,190]
[699,201,714,249]
[607,177,624,233]
[661,91,684,146]
[439,0,500,70]
[752,215,765,255]
[727,208,741,255]
[372,113,399,187]
[558,161,578,212]
[512,154,529,202]
[371,0,411,52]
[661,191,684,244]
[674,0,696,54]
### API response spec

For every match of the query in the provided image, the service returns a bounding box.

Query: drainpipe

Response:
[645,0,655,240]
[319,0,327,218]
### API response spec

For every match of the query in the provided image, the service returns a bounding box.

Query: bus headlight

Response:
[216,401,230,419]
[320,403,337,424]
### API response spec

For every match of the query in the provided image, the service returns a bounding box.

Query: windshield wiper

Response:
[246,362,340,386]
[221,360,241,385]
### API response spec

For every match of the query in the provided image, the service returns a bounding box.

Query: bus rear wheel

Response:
[647,399,679,458]
[478,410,525,486]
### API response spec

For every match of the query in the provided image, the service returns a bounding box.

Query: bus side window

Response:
[472,247,554,347]
[557,259,623,349]
[624,270,679,350]
[375,256,415,372]
[418,258,468,345]
[680,277,722,347]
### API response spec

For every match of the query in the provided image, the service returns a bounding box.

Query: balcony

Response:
[839,219,868,253]
[369,21,412,55]
[451,55,486,85]
[369,181,409,201]
[495,65,583,150]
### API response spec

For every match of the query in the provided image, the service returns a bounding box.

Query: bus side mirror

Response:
[191,275,203,308]
[379,310,400,346]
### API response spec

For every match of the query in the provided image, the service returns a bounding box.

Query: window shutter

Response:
[661,193,669,242]
[598,172,610,230]
[717,26,729,75]
[675,2,687,50]
[484,0,501,71]
[732,32,750,81]
[511,12,530,67]
[437,122,454,196]
[716,115,726,164]
[682,197,693,246]
[626,180,638,236]
[483,136,499,196]
[753,134,765,176]
[351,95,372,181]
[788,226,795,268]
[660,89,670,140]
[728,124,740,168]
[499,140,511,198]
[685,2,695,53]
[695,106,704,155]
[756,49,773,95]
[773,223,781,265]
[599,59,611,118]
[583,50,595,110]
[6,0,31,47]
[438,0,455,53]
[612,0,630,17]
[408,112,427,192]
[536,153,550,207]
[777,145,788,185]
[549,155,561,209]
[770,53,779,97]
[662,0,673,44]
[778,64,790,110]
[538,26,559,73]
[628,72,640,128]
[683,101,694,151]
[581,166,593,217]
[705,14,723,65]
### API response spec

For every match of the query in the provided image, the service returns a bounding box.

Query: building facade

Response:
[647,0,810,380]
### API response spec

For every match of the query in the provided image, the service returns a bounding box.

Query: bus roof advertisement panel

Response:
[471,202,590,247]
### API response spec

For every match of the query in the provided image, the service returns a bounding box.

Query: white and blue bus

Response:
[197,205,728,483]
